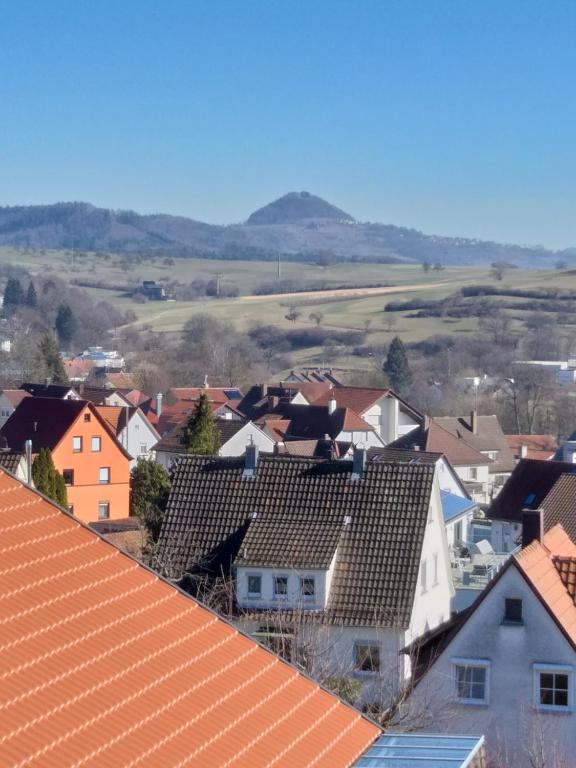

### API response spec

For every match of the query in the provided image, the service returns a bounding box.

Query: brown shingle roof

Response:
[159,455,435,626]
[0,389,30,408]
[435,414,515,473]
[506,434,557,461]
[487,459,576,524]
[389,419,491,467]
[0,469,379,766]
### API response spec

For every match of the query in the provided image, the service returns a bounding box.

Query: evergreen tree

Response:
[181,393,220,455]
[3,278,25,314]
[26,281,38,308]
[55,304,77,345]
[383,336,413,395]
[32,448,68,507]
[130,459,171,543]
[38,331,69,384]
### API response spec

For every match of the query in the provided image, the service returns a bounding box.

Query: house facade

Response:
[96,405,160,468]
[402,522,576,767]
[1,397,130,522]
[157,450,454,707]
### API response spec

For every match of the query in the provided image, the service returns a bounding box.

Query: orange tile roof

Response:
[506,434,557,461]
[312,387,391,414]
[514,525,576,647]
[96,404,128,434]
[0,469,378,767]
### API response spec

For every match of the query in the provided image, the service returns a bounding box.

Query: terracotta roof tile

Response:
[389,419,491,467]
[436,414,515,473]
[506,434,557,461]
[0,469,379,766]
[312,387,391,414]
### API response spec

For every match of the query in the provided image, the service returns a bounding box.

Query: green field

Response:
[2,245,574,371]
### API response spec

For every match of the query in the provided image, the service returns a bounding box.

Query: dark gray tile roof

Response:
[368,446,442,465]
[158,454,435,627]
[0,451,23,475]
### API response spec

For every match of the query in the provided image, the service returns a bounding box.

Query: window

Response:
[98,502,110,519]
[1,408,10,418]
[62,469,74,486]
[91,436,101,452]
[470,467,478,480]
[274,576,288,598]
[503,598,523,624]
[72,436,83,453]
[83,413,91,422]
[420,559,427,593]
[247,575,262,597]
[354,643,380,674]
[534,665,572,711]
[454,661,489,704]
[300,577,315,600]
[454,520,463,544]
[140,444,147,454]
[99,467,110,484]
[432,553,439,586]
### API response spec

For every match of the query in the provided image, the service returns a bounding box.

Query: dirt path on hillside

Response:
[241,281,447,303]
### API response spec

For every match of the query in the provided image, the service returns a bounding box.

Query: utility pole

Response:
[215,272,224,297]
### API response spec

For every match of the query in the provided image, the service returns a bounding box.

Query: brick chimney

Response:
[522,508,544,549]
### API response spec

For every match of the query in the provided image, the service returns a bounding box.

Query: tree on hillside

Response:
[383,336,412,394]
[26,281,38,308]
[55,304,77,345]
[181,393,220,455]
[130,459,171,544]
[32,448,68,507]
[3,278,25,314]
[38,331,69,384]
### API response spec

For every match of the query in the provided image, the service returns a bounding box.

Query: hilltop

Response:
[0,194,569,267]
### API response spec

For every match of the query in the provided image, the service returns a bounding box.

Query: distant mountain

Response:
[247,191,355,225]
[0,195,569,267]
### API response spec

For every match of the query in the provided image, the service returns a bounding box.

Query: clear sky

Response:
[1,0,576,248]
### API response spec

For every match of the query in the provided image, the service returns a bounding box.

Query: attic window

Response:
[84,413,91,422]
[354,643,380,674]
[503,598,523,625]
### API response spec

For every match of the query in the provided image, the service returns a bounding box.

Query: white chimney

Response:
[520,444,528,459]
[328,395,337,415]
[156,393,163,418]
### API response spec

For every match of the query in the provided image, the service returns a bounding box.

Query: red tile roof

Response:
[0,390,31,408]
[515,525,576,646]
[390,419,491,467]
[312,387,391,414]
[506,434,557,461]
[0,469,379,766]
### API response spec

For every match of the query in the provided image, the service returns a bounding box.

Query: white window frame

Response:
[273,575,289,599]
[420,559,427,594]
[247,573,262,598]
[91,436,101,453]
[98,501,110,520]
[99,467,110,484]
[354,641,381,676]
[533,664,574,713]
[453,658,490,705]
[72,436,83,453]
[300,576,315,601]
[432,553,439,587]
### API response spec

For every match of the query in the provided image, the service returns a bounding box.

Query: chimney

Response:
[203,375,209,388]
[243,442,259,478]
[156,393,163,418]
[470,410,478,435]
[24,439,32,486]
[261,383,268,397]
[328,395,337,415]
[522,508,544,549]
[520,444,528,459]
[352,444,366,479]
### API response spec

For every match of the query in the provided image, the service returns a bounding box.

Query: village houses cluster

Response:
[1,366,576,766]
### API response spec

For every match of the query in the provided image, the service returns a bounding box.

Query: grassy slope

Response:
[2,246,573,371]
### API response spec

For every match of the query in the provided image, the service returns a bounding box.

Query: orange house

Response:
[1,397,130,523]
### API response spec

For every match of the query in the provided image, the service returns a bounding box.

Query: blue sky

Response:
[1,0,576,248]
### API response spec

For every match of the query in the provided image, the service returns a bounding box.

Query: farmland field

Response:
[2,245,575,372]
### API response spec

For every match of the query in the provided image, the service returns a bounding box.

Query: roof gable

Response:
[1,397,88,452]
[390,419,491,467]
[159,456,436,626]
[0,469,378,766]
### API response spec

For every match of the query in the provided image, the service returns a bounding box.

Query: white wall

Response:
[338,428,384,447]
[0,394,16,427]
[119,410,159,468]
[236,566,329,611]
[436,458,468,497]
[219,422,275,457]
[491,519,522,554]
[403,565,576,767]
[445,512,474,549]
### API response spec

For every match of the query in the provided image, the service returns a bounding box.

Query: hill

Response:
[247,191,355,224]
[0,195,569,267]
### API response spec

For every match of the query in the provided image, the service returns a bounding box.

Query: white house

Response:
[95,405,161,468]
[157,448,454,708]
[401,518,576,767]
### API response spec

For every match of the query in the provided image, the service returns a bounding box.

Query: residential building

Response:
[389,417,493,503]
[75,345,125,372]
[401,520,576,767]
[20,381,79,399]
[0,467,379,767]
[506,434,557,462]
[96,405,160,467]
[283,367,343,385]
[435,412,515,498]
[238,382,333,419]
[0,450,28,481]
[157,449,454,707]
[486,458,576,553]
[1,397,130,522]
[0,388,29,427]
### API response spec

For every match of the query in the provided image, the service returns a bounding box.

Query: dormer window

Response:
[503,598,523,625]
[247,575,262,597]
[300,577,315,600]
[274,576,288,599]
